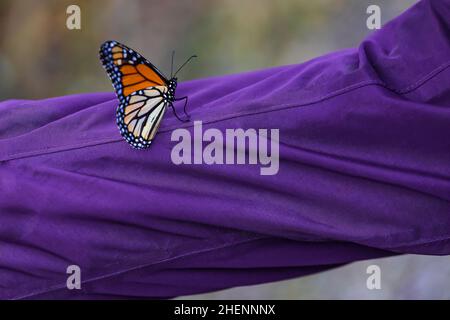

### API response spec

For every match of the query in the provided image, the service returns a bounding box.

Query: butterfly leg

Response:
[170,102,190,123]
[174,96,190,120]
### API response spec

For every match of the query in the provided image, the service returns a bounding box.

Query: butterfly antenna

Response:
[173,55,197,77]
[170,50,175,78]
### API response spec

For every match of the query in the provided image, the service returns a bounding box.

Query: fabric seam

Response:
[11,235,266,300]
[1,61,449,162]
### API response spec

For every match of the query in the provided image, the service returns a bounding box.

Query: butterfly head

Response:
[169,78,177,87]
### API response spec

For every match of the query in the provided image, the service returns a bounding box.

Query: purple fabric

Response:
[0,0,449,299]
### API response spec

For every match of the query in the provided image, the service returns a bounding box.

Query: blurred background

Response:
[2,0,448,299]
[0,0,416,100]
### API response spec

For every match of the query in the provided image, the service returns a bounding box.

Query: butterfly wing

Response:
[99,40,169,149]
[100,40,169,103]
[117,87,167,149]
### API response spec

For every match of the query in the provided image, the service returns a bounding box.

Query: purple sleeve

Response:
[1,0,449,299]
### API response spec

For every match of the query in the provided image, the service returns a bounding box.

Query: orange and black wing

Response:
[100,40,168,103]
[100,40,170,149]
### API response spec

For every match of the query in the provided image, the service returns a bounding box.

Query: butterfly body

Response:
[99,40,194,149]
[164,78,177,104]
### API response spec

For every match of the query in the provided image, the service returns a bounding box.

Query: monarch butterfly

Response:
[99,40,196,149]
